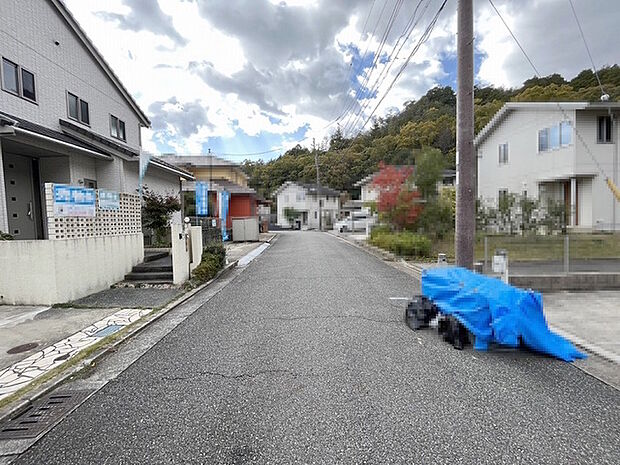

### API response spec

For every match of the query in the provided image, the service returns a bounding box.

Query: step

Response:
[124,271,173,281]
[143,251,170,263]
[131,264,173,273]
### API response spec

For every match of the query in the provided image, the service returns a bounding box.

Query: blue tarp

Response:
[421,267,587,362]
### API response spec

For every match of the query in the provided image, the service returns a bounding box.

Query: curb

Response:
[549,325,620,365]
[0,260,239,424]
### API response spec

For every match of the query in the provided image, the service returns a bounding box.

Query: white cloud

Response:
[63,0,617,156]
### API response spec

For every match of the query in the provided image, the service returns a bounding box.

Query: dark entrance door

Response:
[3,154,38,239]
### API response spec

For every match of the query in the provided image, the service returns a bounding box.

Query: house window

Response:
[2,58,37,102]
[549,125,560,149]
[2,58,19,94]
[110,115,126,141]
[560,121,572,145]
[498,143,508,164]
[538,128,549,152]
[67,92,90,125]
[314,211,317,219]
[598,116,612,143]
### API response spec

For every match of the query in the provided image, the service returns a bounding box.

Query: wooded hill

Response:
[242,65,620,199]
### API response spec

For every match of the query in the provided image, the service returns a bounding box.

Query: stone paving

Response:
[0,308,151,401]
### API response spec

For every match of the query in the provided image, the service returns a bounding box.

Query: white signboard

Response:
[98,190,120,210]
[53,184,96,217]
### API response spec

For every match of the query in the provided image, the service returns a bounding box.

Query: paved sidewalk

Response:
[543,291,620,363]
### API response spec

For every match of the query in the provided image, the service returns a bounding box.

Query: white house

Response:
[354,167,456,215]
[475,102,620,231]
[275,182,340,229]
[0,0,193,304]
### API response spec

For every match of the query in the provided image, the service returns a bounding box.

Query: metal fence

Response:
[480,233,620,275]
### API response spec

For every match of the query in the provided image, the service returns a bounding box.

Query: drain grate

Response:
[0,390,92,440]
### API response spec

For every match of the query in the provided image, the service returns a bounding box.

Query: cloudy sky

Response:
[63,0,618,160]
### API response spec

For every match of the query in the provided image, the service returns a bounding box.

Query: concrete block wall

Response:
[0,233,144,305]
[44,183,141,239]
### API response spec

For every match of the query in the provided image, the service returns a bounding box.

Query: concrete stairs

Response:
[124,250,173,283]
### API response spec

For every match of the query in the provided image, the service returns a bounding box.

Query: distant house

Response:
[157,155,257,230]
[353,166,456,214]
[475,102,620,231]
[275,181,340,229]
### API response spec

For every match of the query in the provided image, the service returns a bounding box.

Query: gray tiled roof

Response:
[157,155,243,169]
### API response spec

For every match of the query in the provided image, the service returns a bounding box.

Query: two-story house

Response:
[0,0,191,241]
[0,0,193,304]
[475,102,619,231]
[275,181,340,229]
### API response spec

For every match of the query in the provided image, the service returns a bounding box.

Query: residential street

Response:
[13,232,620,464]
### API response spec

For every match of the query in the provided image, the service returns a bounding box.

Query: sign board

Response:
[53,184,96,217]
[492,255,507,273]
[98,190,120,210]
[196,181,209,216]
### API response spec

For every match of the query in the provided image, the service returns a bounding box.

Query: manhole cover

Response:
[7,342,39,354]
[0,390,92,440]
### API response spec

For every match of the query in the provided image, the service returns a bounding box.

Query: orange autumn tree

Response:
[371,163,422,231]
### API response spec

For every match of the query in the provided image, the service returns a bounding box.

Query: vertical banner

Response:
[195,181,209,216]
[219,190,229,241]
[139,150,153,195]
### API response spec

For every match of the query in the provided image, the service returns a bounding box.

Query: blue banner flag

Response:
[196,182,209,216]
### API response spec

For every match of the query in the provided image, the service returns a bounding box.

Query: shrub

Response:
[192,242,226,284]
[202,242,226,269]
[370,224,391,240]
[370,231,431,258]
[0,231,14,240]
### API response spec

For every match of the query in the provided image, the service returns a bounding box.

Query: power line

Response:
[340,0,404,130]
[344,0,431,135]
[567,0,606,98]
[357,0,448,134]
[328,0,378,122]
[486,0,610,180]
[334,0,392,124]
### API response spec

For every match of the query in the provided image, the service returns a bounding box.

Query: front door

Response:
[3,154,37,239]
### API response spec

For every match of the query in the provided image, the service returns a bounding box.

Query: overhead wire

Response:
[340,0,405,131]
[327,0,377,123]
[334,0,392,124]
[344,0,432,135]
[357,0,448,134]
[567,0,606,98]
[487,0,613,185]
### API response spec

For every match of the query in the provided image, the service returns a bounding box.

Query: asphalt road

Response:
[15,232,620,464]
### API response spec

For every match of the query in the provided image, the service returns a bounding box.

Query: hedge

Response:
[192,242,226,283]
[369,231,431,258]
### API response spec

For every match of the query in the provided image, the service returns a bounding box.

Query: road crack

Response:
[161,369,300,382]
[260,314,400,324]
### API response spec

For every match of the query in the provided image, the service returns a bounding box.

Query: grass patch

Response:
[430,233,620,262]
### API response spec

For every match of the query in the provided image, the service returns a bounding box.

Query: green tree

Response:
[414,147,445,199]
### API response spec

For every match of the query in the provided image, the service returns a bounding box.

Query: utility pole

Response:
[455,0,475,269]
[313,138,322,231]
